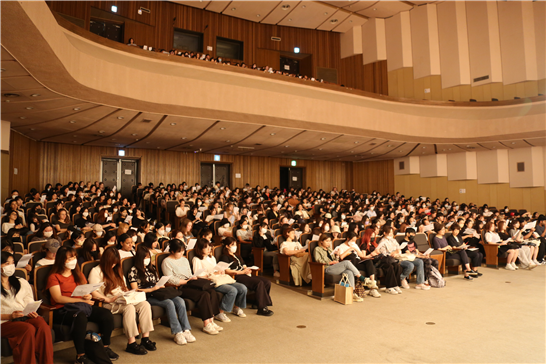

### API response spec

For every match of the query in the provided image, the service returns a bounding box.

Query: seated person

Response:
[117,233,135,259]
[433,223,478,279]
[252,222,279,277]
[1,251,53,364]
[219,237,273,316]
[35,239,61,267]
[401,228,439,285]
[447,225,484,275]
[279,228,311,287]
[313,234,364,302]
[88,247,156,355]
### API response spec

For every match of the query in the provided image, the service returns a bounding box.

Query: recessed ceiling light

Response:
[131,133,137,136]
[294,150,298,152]
[99,130,105,134]
[373,8,377,11]
[189,145,193,147]
[442,149,446,151]
[319,148,323,151]
[422,152,426,154]
[330,19,338,23]
[466,145,471,148]
[73,135,77,137]
[4,100,10,103]
[285,145,289,148]
[30,128,35,131]
[270,133,276,136]
[282,5,290,10]
[231,7,236,11]
[511,142,516,145]
[324,12,328,15]
[225,140,230,142]
[351,151,354,153]
[146,142,150,144]
[349,20,353,23]
[492,146,496,149]
[354,141,359,144]
[371,152,375,155]
[69,120,76,123]
[157,147,161,149]
[449,148,452,151]
[422,146,426,148]
[320,138,326,140]
[256,14,260,17]
[302,5,306,8]
[117,116,124,120]
[181,137,186,140]
[220,127,225,130]
[400,151,403,153]
[288,18,292,21]
[31,94,40,97]
[19,116,26,119]
[111,138,116,141]
[25,107,34,110]
[73,107,81,111]
[170,123,177,126]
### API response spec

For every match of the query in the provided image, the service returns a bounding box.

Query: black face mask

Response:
[408,235,415,241]
[370,237,375,243]
[90,251,99,259]
[12,237,21,243]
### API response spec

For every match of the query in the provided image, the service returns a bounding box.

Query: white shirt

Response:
[175,206,189,217]
[2,222,15,234]
[334,241,362,256]
[280,240,303,254]
[375,237,400,255]
[1,278,35,324]
[88,265,126,298]
[35,258,55,267]
[237,227,253,241]
[485,231,501,244]
[118,250,135,259]
[192,256,217,277]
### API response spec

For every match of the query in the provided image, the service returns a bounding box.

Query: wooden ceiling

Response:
[3,45,544,163]
[169,1,439,32]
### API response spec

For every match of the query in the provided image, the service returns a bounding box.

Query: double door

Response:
[101,158,139,197]
[201,163,231,188]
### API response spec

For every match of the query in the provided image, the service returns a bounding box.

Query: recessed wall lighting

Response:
[270,133,276,136]
[170,123,177,126]
[111,5,117,12]
[25,107,34,110]
[117,116,124,120]
[19,117,26,119]
[131,133,137,136]
[69,120,76,124]
[31,94,40,97]
[220,127,226,130]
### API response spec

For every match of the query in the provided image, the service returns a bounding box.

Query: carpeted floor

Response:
[16,267,546,363]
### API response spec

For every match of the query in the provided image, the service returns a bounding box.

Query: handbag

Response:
[115,291,146,305]
[209,274,236,287]
[185,278,215,291]
[354,280,366,298]
[149,287,183,301]
[397,253,416,261]
[334,274,353,305]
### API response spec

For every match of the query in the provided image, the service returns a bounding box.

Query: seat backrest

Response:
[72,213,81,224]
[395,235,405,244]
[32,251,47,267]
[156,252,170,277]
[341,231,348,239]
[299,233,310,245]
[166,201,178,213]
[214,245,224,262]
[34,265,53,304]
[187,249,195,271]
[419,232,434,248]
[309,241,319,262]
[213,221,221,236]
[15,268,27,281]
[333,239,345,250]
[81,260,100,280]
[13,242,24,253]
[121,257,135,281]
[13,252,23,266]
[274,229,281,237]
[29,240,46,254]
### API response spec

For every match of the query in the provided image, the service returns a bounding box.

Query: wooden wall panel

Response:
[46,1,383,92]
[352,160,394,195]
[394,174,545,213]
[9,131,41,195]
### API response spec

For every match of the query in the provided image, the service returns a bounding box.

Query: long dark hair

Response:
[134,244,157,287]
[99,247,126,295]
[50,246,84,285]
[221,237,241,258]
[1,251,21,297]
[194,238,212,259]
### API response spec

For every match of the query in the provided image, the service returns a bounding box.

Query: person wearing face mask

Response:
[31,223,61,244]
[35,239,61,267]
[366,227,405,295]
[74,208,93,230]
[220,237,274,316]
[235,219,253,257]
[89,247,156,355]
[118,233,136,259]
[218,218,233,239]
[162,239,223,335]
[47,246,118,364]
[103,230,118,248]
[279,228,311,286]
[1,251,54,364]
[143,232,163,261]
[177,219,194,246]
[67,230,86,248]
[252,222,280,277]
[129,245,195,345]
[154,222,169,244]
[314,234,364,302]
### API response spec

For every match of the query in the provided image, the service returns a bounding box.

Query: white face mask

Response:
[83,212,89,217]
[224,224,230,229]
[324,225,330,232]
[44,231,53,238]
[143,258,151,266]
[96,231,103,237]
[65,260,77,270]
[229,246,237,254]
[11,195,17,199]
[158,230,165,236]
[2,264,15,277]
[76,238,85,246]
[166,227,171,233]
[132,236,138,243]
[242,225,248,230]
[261,228,267,234]
[341,215,346,220]
[107,240,116,245]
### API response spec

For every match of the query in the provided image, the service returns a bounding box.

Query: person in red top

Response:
[46,246,118,364]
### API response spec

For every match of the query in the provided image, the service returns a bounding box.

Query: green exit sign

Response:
[291,160,297,166]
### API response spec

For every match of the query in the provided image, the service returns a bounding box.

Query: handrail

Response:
[52,12,545,108]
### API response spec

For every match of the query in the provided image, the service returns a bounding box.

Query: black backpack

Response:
[84,336,112,364]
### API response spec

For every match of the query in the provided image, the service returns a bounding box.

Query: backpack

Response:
[428,266,446,288]
[84,334,112,364]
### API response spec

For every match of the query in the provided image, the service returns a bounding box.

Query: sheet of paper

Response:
[154,275,172,288]
[312,234,320,241]
[198,206,207,211]
[130,227,138,231]
[523,221,536,231]
[106,216,112,222]
[213,261,232,272]
[124,215,133,223]
[341,222,347,228]
[16,253,33,268]
[214,214,223,220]
[399,242,408,250]
[288,219,295,225]
[466,247,478,251]
[71,283,103,297]
[424,248,434,256]
[22,300,42,316]
[234,207,239,214]
[191,268,206,278]
[195,212,202,219]
[295,231,303,240]
[186,238,197,250]
[248,266,260,270]
[423,224,434,232]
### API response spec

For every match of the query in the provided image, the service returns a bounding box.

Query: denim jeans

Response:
[215,283,247,312]
[147,296,191,334]
[325,261,360,288]
[400,259,425,284]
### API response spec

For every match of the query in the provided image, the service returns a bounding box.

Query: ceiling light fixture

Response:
[99,130,105,134]
[170,123,177,126]
[181,137,186,140]
[319,148,323,151]
[511,142,516,145]
[117,116,124,120]
[73,107,81,111]
[270,133,276,136]
[256,14,260,17]
[324,12,328,15]
[73,135,77,137]
[321,138,326,140]
[131,133,137,136]
[226,140,230,142]
[19,116,26,119]
[220,127,226,130]
[422,146,426,148]
[69,120,76,124]
[288,18,292,21]
[302,5,306,9]
[30,128,35,131]
[387,145,393,147]
[31,94,40,97]
[231,7,236,11]
[282,5,290,10]
[285,145,289,148]
[25,107,34,110]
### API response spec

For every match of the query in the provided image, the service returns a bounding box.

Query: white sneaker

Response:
[394,286,403,294]
[415,284,430,290]
[232,307,246,318]
[273,271,280,277]
[212,322,223,331]
[202,323,218,335]
[183,330,196,343]
[352,293,363,302]
[174,332,187,345]
[307,273,313,281]
[528,264,537,270]
[215,313,231,322]
[511,263,519,270]
[368,289,381,298]
[386,288,398,295]
[401,280,410,289]
[533,260,540,266]
[505,264,515,271]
